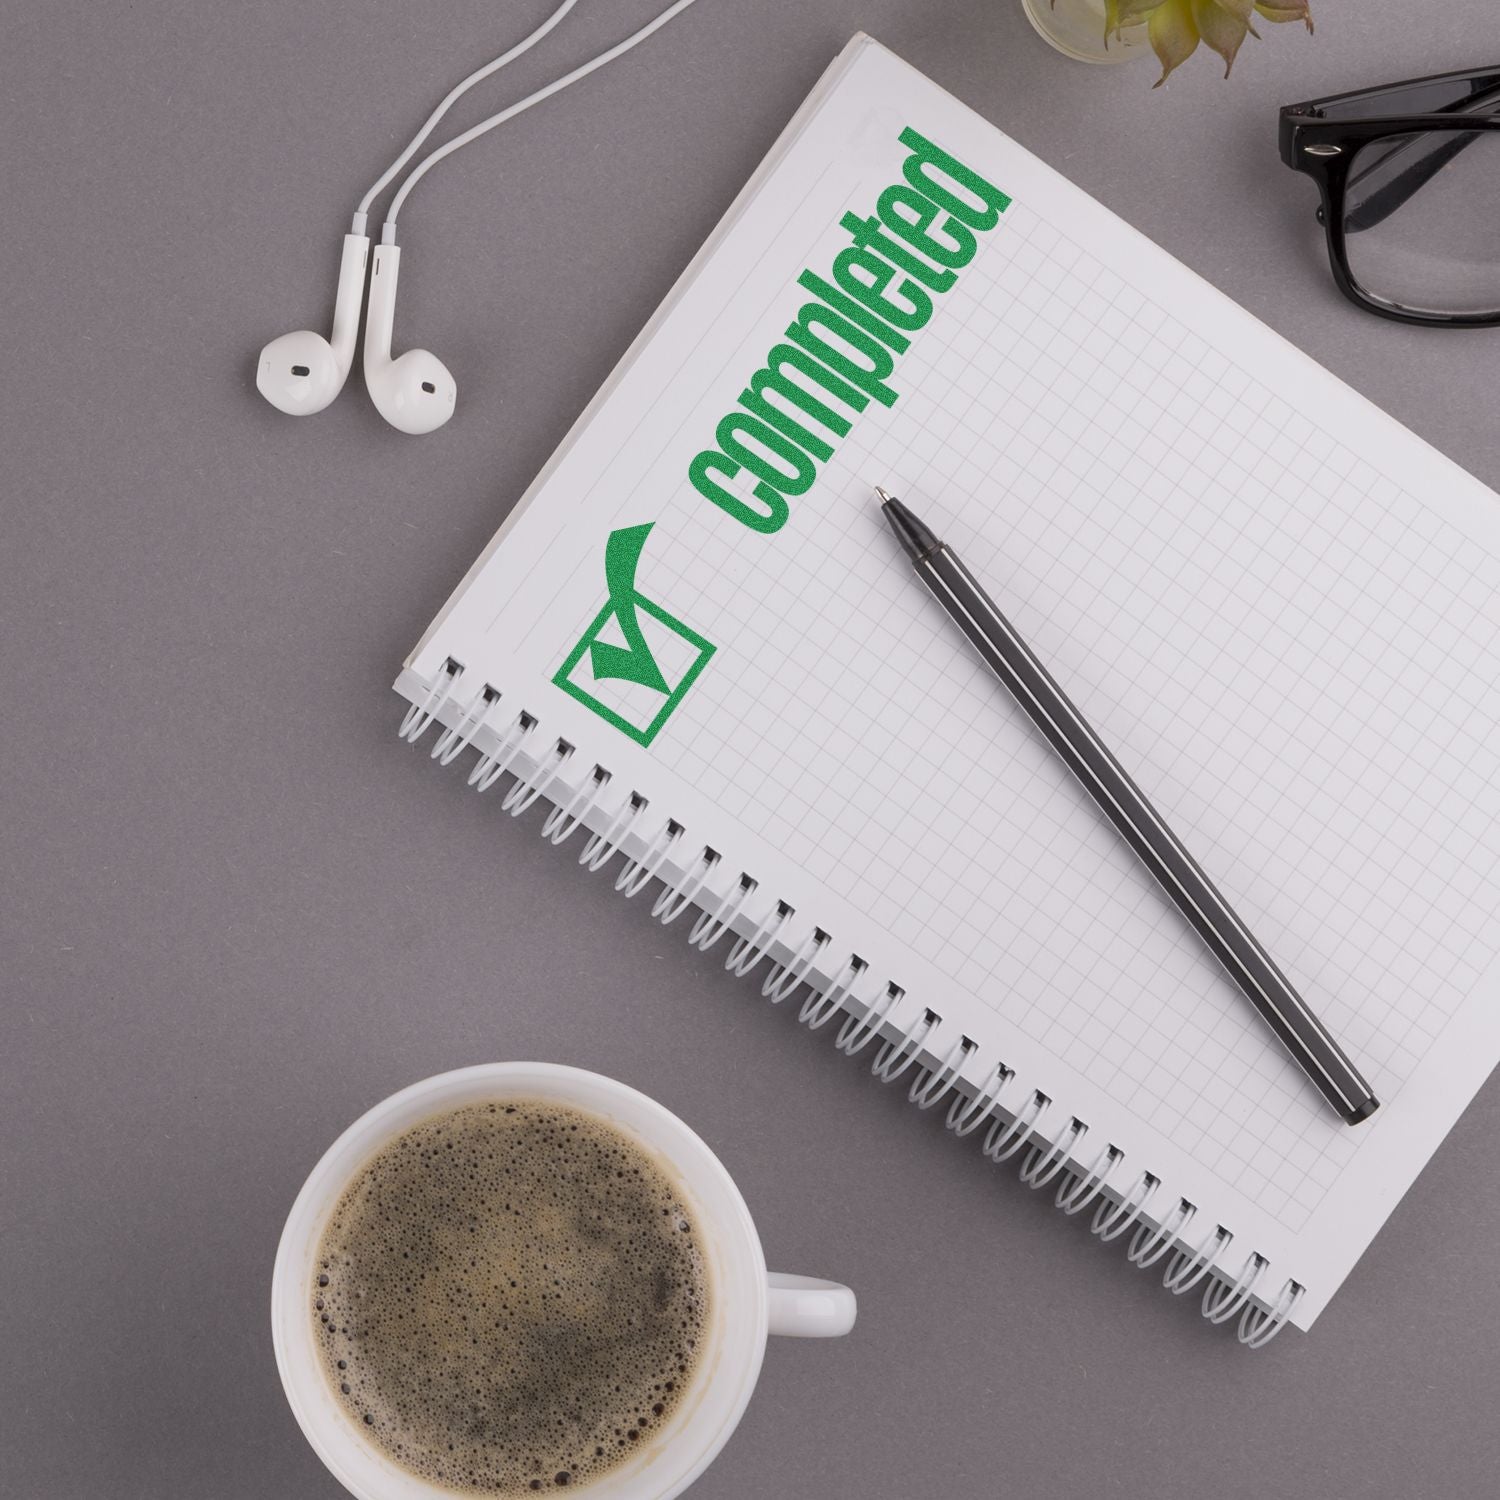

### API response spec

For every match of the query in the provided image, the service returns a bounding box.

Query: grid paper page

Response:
[406,39,1500,1328]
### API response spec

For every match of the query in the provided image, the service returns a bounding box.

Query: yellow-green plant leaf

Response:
[1255,0,1314,28]
[1192,0,1252,75]
[1215,0,1256,18]
[1117,0,1166,24]
[1148,0,1201,86]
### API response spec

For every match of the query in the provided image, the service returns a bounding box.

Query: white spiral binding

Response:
[911,1035,974,1110]
[469,714,533,793]
[983,1089,1048,1164]
[1238,1276,1302,1348]
[616,819,680,898]
[945,1061,1011,1137]
[1056,1143,1121,1216]
[798,956,865,1032]
[399,659,458,742]
[397,669,1306,1347]
[726,901,788,977]
[763,929,827,1004]
[1019,1116,1087,1191]
[688,875,751,954]
[431,682,498,765]
[504,739,570,817]
[542,766,607,845]
[578,794,642,872]
[652,847,718,926]
[1092,1170,1157,1242]
[834,980,904,1059]
[1128,1199,1195,1270]
[1163,1224,1230,1296]
[1202,1251,1265,1325]
[871,1005,936,1084]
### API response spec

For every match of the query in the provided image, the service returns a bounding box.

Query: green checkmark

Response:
[552,524,716,747]
[587,524,672,695]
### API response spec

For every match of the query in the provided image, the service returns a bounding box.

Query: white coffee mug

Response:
[272,1063,856,1500]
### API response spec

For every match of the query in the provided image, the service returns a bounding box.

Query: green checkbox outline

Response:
[552,596,716,747]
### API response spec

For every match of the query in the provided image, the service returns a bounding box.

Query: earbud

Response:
[363,242,456,435]
[254,0,702,437]
[256,233,370,415]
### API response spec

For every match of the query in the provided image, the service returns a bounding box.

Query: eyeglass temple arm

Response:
[1342,131,1481,233]
[1299,67,1500,122]
[1337,80,1500,233]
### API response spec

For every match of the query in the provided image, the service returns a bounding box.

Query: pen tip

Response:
[874,485,894,505]
[879,491,941,561]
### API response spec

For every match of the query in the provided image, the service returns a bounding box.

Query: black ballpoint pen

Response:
[878,486,1379,1127]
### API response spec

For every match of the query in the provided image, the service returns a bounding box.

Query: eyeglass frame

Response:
[1280,65,1500,328]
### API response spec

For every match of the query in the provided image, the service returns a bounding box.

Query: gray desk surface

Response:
[5,1,1500,1496]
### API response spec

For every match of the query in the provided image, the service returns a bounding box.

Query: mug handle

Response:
[766,1272,857,1338]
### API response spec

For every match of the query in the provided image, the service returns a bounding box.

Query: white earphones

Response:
[254,0,706,436]
[256,232,368,416]
[362,243,456,435]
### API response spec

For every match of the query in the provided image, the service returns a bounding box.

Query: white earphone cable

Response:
[351,0,580,233]
[379,0,706,241]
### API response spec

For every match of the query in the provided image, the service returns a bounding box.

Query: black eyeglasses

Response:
[1280,66,1500,327]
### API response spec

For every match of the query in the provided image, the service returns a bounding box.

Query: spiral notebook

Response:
[394,35,1500,1343]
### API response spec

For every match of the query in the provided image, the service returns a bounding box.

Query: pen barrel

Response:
[919,547,1378,1126]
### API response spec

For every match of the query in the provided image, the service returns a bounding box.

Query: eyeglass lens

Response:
[1342,130,1500,317]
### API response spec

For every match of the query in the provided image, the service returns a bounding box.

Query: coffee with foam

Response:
[311,1099,709,1495]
